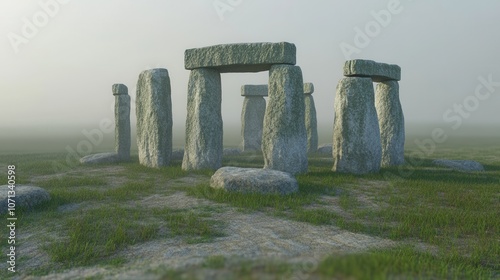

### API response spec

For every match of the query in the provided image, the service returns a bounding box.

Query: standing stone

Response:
[241,85,267,151]
[136,69,172,168]
[333,77,381,174]
[304,83,318,154]
[375,81,405,166]
[112,84,131,161]
[262,64,307,174]
[182,68,223,171]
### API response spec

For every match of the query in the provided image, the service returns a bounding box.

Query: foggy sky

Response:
[1,0,499,137]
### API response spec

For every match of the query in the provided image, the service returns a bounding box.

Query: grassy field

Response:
[0,137,499,279]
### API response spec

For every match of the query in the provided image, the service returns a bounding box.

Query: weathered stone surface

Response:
[303,83,314,95]
[210,167,298,195]
[241,96,266,152]
[241,84,268,96]
[112,84,128,95]
[0,185,50,214]
[262,64,308,174]
[344,59,401,82]
[114,85,131,161]
[182,68,223,170]
[305,94,318,154]
[185,42,296,73]
[317,143,333,155]
[376,81,404,166]
[333,77,382,174]
[433,159,485,172]
[80,152,119,164]
[136,68,172,168]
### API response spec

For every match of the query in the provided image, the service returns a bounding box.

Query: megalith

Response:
[262,64,308,174]
[333,77,382,174]
[304,83,318,154]
[112,84,131,161]
[182,68,223,171]
[136,68,172,168]
[375,81,405,166]
[240,85,267,152]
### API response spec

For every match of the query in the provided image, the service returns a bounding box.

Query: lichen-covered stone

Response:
[0,185,50,214]
[136,68,172,168]
[317,143,333,155]
[80,152,119,164]
[241,84,268,96]
[185,42,296,73]
[305,94,318,154]
[344,59,401,82]
[114,85,131,161]
[262,64,307,174]
[112,84,128,95]
[182,68,223,170]
[333,77,382,174]
[241,96,266,152]
[376,81,404,166]
[303,83,314,95]
[210,167,298,195]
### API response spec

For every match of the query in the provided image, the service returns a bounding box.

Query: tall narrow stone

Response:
[136,69,172,168]
[241,85,267,151]
[182,68,222,171]
[333,77,381,174]
[376,81,405,166]
[262,64,307,174]
[112,84,130,161]
[304,83,318,154]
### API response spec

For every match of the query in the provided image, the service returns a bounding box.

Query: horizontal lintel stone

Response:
[112,84,128,95]
[241,85,268,96]
[303,83,314,95]
[185,42,296,73]
[344,59,401,82]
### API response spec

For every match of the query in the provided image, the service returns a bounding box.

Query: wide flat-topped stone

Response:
[185,42,296,73]
[210,167,298,195]
[344,59,401,82]
[304,83,314,95]
[241,85,268,96]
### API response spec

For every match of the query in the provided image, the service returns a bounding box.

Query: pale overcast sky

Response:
[1,0,499,138]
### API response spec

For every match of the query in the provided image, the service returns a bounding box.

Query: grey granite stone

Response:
[241,84,268,97]
[262,64,308,174]
[241,95,266,152]
[303,83,314,95]
[182,68,223,170]
[333,77,382,174]
[80,152,120,164]
[136,68,172,168]
[114,85,131,161]
[185,42,296,73]
[376,81,405,166]
[1,185,50,214]
[344,59,401,82]
[305,94,318,154]
[210,167,298,195]
[433,159,485,172]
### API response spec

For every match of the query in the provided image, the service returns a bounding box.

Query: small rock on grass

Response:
[210,167,298,195]
[433,159,485,172]
[0,185,50,214]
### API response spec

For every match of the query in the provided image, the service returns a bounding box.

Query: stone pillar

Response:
[241,85,267,152]
[136,68,172,168]
[333,77,381,174]
[112,84,130,161]
[304,83,318,154]
[262,64,308,175]
[375,81,405,166]
[182,68,222,171]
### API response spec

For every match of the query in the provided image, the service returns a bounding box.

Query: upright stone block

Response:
[182,68,223,171]
[376,81,405,166]
[333,77,381,174]
[136,69,172,168]
[113,84,130,161]
[303,83,318,154]
[241,85,267,151]
[262,64,307,174]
